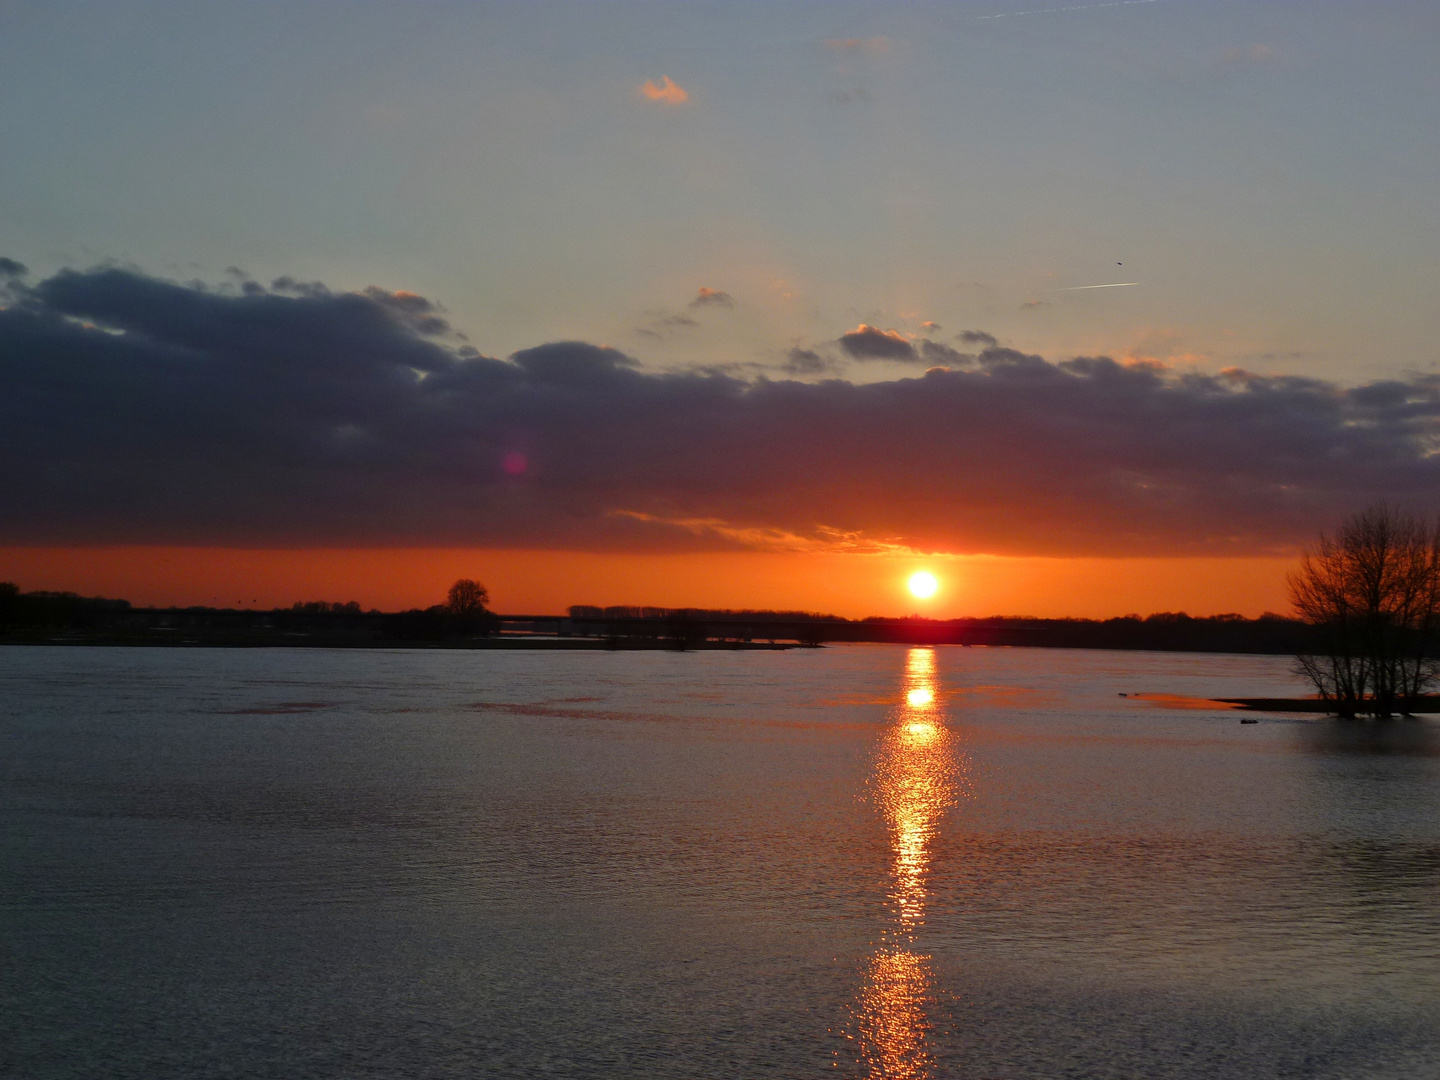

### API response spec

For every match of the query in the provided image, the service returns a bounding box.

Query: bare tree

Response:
[1289,506,1440,717]
[446,579,490,618]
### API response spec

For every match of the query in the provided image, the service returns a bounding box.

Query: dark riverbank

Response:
[0,630,798,651]
[0,590,1316,653]
[562,610,1313,653]
[1218,696,1440,713]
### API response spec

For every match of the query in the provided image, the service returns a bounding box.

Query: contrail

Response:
[1059,282,1140,290]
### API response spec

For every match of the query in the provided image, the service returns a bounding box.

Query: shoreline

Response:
[1217,696,1440,714]
[0,633,802,651]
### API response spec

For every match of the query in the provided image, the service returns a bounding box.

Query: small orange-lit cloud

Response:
[825,37,890,53]
[1118,327,1212,370]
[1221,43,1276,65]
[640,76,688,105]
[690,286,734,308]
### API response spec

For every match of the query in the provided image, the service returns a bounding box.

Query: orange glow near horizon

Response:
[0,546,1297,619]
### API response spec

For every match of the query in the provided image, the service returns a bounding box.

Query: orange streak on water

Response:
[854,949,937,1080]
[853,647,969,1078]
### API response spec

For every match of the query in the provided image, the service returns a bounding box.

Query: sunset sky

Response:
[2,0,1437,616]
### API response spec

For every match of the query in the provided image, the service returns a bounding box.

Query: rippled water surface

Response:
[3,644,1439,1078]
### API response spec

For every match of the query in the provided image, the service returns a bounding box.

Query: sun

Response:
[908,571,939,599]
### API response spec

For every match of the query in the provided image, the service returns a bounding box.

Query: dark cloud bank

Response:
[2,264,1438,556]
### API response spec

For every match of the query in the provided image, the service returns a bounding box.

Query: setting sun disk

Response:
[908,571,938,599]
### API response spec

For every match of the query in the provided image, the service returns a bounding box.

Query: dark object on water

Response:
[1240,717,1259,724]
[1118,692,1127,697]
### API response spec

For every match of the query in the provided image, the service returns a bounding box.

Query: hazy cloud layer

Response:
[918,340,974,367]
[4,266,1439,556]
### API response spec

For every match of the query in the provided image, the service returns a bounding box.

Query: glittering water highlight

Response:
[851,648,969,1078]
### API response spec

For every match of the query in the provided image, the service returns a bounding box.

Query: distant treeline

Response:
[2,582,1315,654]
[564,607,1315,654]
[568,605,840,622]
[0,584,498,644]
[0,583,132,628]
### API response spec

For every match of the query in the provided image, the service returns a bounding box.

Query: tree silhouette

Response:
[446,579,490,618]
[0,582,17,628]
[1289,506,1440,717]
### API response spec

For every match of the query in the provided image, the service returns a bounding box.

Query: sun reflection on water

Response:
[854,949,936,1079]
[851,647,967,1079]
[906,687,933,708]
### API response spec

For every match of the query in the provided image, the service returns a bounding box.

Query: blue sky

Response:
[3,0,1437,381]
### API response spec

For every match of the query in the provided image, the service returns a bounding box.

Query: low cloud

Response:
[5,263,1440,557]
[919,341,974,367]
[957,329,998,348]
[638,308,703,338]
[782,347,831,375]
[0,258,26,302]
[271,275,332,298]
[690,287,734,309]
[361,287,456,337]
[640,76,688,105]
[839,324,917,361]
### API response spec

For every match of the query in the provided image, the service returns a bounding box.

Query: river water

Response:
[3,644,1438,1078]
